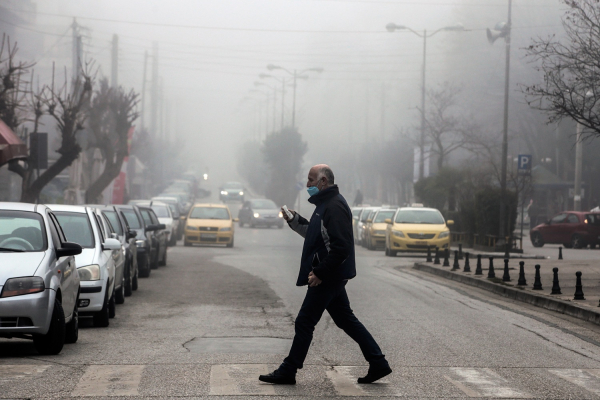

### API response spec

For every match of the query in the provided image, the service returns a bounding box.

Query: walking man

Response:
[259,164,391,385]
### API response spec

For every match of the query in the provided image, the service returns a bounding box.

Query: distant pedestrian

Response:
[353,189,363,206]
[259,164,391,385]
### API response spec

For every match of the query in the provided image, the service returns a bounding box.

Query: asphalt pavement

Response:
[4,213,600,398]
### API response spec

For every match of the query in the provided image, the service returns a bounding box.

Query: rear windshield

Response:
[250,200,277,209]
[374,210,395,223]
[121,209,142,229]
[55,212,95,248]
[394,209,445,225]
[103,211,123,236]
[190,207,230,220]
[151,205,170,218]
[0,210,48,252]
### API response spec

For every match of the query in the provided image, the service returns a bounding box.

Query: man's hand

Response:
[281,207,296,222]
[308,271,322,287]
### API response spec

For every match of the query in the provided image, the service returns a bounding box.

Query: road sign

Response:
[517,154,532,175]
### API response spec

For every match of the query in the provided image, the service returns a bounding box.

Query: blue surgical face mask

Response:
[307,186,320,197]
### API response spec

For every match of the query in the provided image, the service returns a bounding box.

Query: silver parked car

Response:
[0,202,82,355]
[49,205,121,328]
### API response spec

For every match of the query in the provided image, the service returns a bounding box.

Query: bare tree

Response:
[0,34,33,131]
[523,0,600,139]
[85,79,139,203]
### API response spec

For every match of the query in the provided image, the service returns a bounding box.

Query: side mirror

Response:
[157,223,166,230]
[233,218,239,222]
[126,230,137,240]
[447,220,455,225]
[384,218,392,224]
[103,238,122,251]
[56,241,82,258]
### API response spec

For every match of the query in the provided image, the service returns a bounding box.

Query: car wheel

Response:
[65,299,78,344]
[571,234,584,249]
[184,236,192,246]
[531,232,544,248]
[124,263,133,297]
[108,290,116,319]
[226,238,234,248]
[115,276,125,305]
[389,249,397,257]
[132,269,139,291]
[93,286,110,327]
[33,298,65,355]
[138,254,151,278]
[159,249,167,266]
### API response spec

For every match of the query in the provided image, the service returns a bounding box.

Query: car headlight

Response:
[1,277,45,298]
[438,231,450,239]
[253,213,260,218]
[78,264,101,281]
[239,191,244,195]
[187,226,199,231]
[220,191,228,195]
[135,240,146,248]
[220,227,232,232]
[278,212,283,218]
[392,230,405,238]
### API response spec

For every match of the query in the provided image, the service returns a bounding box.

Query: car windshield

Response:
[374,210,395,223]
[223,183,243,190]
[190,207,230,220]
[103,211,123,236]
[151,205,170,218]
[394,209,445,224]
[121,209,142,229]
[55,212,95,248]
[352,209,362,218]
[0,211,47,252]
[251,200,277,209]
[360,210,373,222]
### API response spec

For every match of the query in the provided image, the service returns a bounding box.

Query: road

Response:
[4,207,600,398]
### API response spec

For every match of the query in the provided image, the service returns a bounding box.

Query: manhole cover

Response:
[185,337,292,354]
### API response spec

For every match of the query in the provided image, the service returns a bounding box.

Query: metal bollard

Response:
[517,261,527,286]
[426,247,433,262]
[458,243,463,260]
[487,257,495,279]
[452,250,460,271]
[475,254,483,275]
[533,264,543,290]
[443,249,450,267]
[574,271,585,300]
[551,267,562,294]
[463,252,471,273]
[558,246,563,260]
[504,243,510,259]
[434,247,440,265]
[502,259,511,282]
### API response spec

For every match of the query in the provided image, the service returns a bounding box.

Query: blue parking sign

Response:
[518,154,532,175]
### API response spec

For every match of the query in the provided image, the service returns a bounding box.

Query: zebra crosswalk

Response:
[3,363,600,397]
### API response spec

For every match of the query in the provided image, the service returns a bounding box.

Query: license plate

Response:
[415,241,427,245]
[201,233,217,239]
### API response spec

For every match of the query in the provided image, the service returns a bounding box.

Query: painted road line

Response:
[549,369,600,395]
[326,366,369,397]
[71,365,144,397]
[448,368,531,398]
[210,364,275,396]
[0,365,49,382]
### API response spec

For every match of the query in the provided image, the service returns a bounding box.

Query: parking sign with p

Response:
[518,154,532,175]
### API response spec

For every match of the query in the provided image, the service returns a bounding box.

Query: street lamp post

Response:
[385,23,465,181]
[254,81,277,133]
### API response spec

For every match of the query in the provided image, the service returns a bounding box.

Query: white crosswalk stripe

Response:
[210,364,276,396]
[71,365,145,397]
[0,364,49,383]
[326,366,370,397]
[446,367,531,398]
[549,369,600,396]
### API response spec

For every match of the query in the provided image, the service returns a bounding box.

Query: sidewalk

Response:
[412,252,600,325]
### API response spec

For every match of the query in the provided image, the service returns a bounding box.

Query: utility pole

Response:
[150,41,159,137]
[111,34,118,88]
[574,123,583,211]
[71,18,82,84]
[141,50,148,131]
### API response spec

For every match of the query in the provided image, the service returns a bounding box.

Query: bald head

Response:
[307,164,335,190]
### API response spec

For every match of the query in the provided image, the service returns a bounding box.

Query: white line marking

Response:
[210,364,275,396]
[550,369,600,395]
[327,366,369,397]
[450,368,530,398]
[0,365,49,382]
[71,365,144,397]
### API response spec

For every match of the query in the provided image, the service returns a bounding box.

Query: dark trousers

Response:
[280,280,387,374]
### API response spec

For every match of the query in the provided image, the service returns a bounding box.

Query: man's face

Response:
[307,168,323,189]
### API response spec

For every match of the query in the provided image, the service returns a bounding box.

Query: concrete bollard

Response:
[463,252,471,273]
[533,265,543,290]
[551,267,562,294]
[502,259,511,282]
[517,261,527,286]
[443,249,450,267]
[452,250,460,271]
[559,246,563,260]
[487,257,495,279]
[458,243,463,260]
[574,271,585,300]
[426,247,433,263]
[475,254,483,275]
[434,247,440,265]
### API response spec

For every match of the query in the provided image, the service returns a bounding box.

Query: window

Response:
[0,211,48,252]
[102,214,116,235]
[148,210,160,225]
[352,209,361,218]
[54,212,95,248]
[551,214,567,224]
[360,210,373,222]
[103,211,124,236]
[567,214,580,224]
[121,209,142,229]
[394,209,445,225]
[139,209,153,226]
[151,205,170,218]
[189,207,230,220]
[374,211,395,223]
[586,214,600,226]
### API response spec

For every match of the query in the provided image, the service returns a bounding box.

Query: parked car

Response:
[134,201,177,246]
[360,208,379,247]
[385,206,453,257]
[530,211,600,249]
[219,182,245,203]
[184,203,237,247]
[351,207,363,242]
[151,196,185,240]
[0,202,82,354]
[356,207,377,246]
[238,199,284,228]
[49,205,122,327]
[137,206,168,267]
[365,209,396,250]
[99,206,138,296]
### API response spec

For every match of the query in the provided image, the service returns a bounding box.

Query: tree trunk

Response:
[85,155,125,204]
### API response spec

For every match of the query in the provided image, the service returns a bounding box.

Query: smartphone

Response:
[282,205,293,219]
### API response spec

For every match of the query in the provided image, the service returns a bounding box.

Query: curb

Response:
[412,262,600,326]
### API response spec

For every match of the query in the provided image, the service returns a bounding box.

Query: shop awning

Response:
[0,119,27,167]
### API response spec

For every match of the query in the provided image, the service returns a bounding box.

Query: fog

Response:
[1,0,568,204]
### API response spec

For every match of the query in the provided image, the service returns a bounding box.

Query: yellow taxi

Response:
[365,208,397,250]
[184,203,237,247]
[385,206,453,256]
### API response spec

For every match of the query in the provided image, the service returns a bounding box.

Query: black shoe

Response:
[259,370,296,385]
[357,365,392,384]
